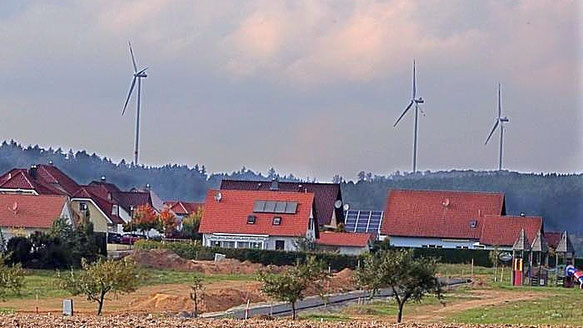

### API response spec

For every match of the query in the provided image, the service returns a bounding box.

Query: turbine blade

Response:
[412,60,416,99]
[137,67,148,75]
[484,120,499,145]
[498,83,502,118]
[122,77,137,115]
[394,101,414,127]
[129,41,138,73]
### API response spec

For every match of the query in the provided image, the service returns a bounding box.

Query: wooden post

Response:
[471,258,474,279]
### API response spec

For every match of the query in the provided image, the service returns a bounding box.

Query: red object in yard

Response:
[513,258,523,286]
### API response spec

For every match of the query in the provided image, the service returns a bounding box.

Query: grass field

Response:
[304,265,583,325]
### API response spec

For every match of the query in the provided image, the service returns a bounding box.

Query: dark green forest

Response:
[1,140,581,235]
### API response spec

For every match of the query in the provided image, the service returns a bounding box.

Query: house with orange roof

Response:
[199,189,318,251]
[0,194,72,241]
[381,189,544,250]
[0,165,153,234]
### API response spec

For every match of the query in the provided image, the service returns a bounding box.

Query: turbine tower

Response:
[485,83,509,171]
[394,60,425,173]
[122,41,148,165]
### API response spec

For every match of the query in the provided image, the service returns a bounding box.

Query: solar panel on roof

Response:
[285,202,298,214]
[343,210,384,234]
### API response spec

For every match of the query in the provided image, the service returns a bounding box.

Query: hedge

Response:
[135,240,359,270]
[135,240,495,269]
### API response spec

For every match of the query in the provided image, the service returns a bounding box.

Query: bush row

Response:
[135,240,498,269]
[135,239,359,270]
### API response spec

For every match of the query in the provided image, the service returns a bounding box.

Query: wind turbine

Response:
[394,60,425,173]
[484,83,509,171]
[122,41,148,165]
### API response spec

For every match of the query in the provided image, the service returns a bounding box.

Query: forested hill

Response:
[1,141,581,234]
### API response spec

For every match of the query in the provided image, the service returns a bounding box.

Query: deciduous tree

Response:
[59,258,139,315]
[0,255,24,299]
[355,249,442,323]
[258,257,330,320]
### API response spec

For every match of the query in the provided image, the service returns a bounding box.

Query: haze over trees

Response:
[1,141,581,235]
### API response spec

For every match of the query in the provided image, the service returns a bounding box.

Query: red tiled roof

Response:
[545,231,562,249]
[0,169,66,195]
[220,180,342,226]
[35,165,81,195]
[316,231,374,247]
[0,194,68,229]
[199,189,316,237]
[479,215,543,247]
[164,201,203,215]
[382,189,505,240]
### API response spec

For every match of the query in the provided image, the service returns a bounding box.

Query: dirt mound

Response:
[129,285,265,313]
[129,249,287,274]
[328,268,356,292]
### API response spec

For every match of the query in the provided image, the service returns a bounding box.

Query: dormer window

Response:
[247,215,256,224]
[469,220,477,228]
[273,217,282,225]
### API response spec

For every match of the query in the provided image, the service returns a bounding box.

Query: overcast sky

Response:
[0,1,581,180]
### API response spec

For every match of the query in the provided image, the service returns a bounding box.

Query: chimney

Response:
[29,165,38,180]
[100,176,106,182]
[270,178,279,191]
[146,183,151,190]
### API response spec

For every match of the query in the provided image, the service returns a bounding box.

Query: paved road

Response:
[203,277,470,319]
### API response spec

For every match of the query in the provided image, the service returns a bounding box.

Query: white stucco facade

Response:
[384,235,508,251]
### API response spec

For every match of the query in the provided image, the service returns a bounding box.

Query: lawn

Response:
[4,268,256,301]
[449,287,583,325]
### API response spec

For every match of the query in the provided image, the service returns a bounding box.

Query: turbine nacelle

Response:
[415,97,424,104]
[500,116,509,122]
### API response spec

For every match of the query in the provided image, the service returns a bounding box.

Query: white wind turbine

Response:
[485,83,510,171]
[394,60,425,173]
[122,41,148,165]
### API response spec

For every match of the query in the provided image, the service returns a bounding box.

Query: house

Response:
[220,179,344,228]
[163,201,203,219]
[0,194,72,241]
[479,215,543,250]
[381,189,544,250]
[316,231,374,255]
[0,165,153,234]
[199,189,318,251]
[163,201,204,230]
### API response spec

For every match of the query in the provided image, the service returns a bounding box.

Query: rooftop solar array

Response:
[253,200,298,214]
[344,210,383,234]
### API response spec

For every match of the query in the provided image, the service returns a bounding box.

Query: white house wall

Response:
[388,236,476,249]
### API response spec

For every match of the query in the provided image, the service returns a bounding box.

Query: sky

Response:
[0,0,581,180]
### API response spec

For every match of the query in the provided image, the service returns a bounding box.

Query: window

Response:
[222,241,235,248]
[112,205,119,216]
[251,242,262,249]
[212,241,221,247]
[253,201,298,214]
[79,202,88,211]
[275,240,285,250]
[469,220,477,228]
[247,215,256,224]
[272,217,282,225]
[237,242,250,249]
